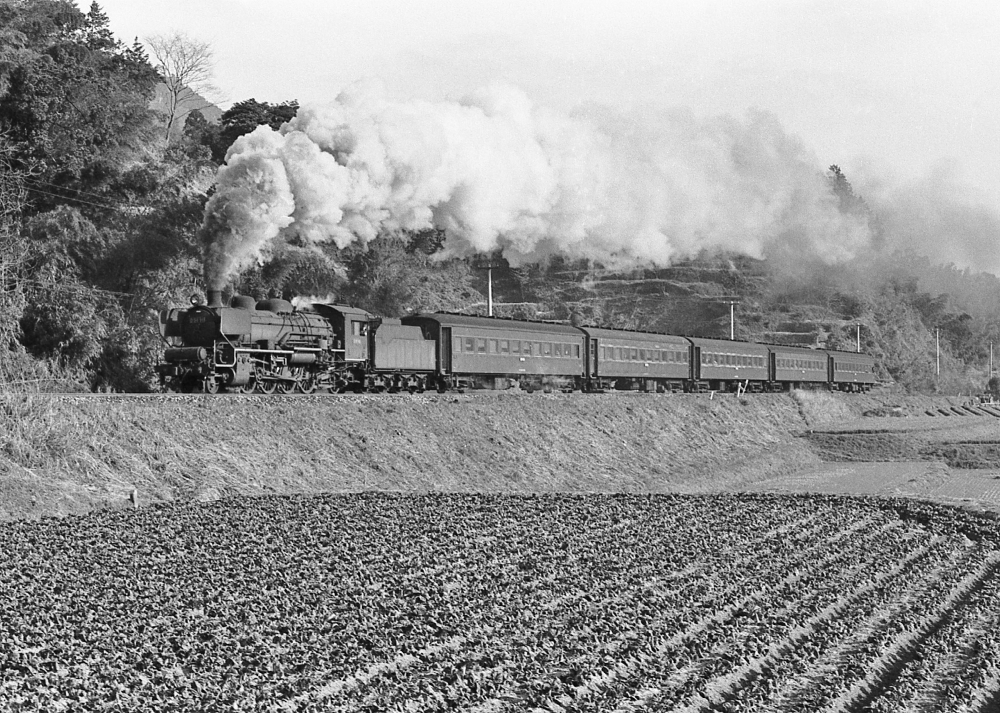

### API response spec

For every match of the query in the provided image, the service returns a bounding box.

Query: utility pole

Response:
[472,255,505,317]
[856,324,861,353]
[936,328,940,376]
[723,300,738,339]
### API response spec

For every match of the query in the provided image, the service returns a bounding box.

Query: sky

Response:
[95,0,1000,272]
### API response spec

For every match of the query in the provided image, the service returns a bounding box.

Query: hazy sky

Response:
[95,0,1000,270]
[96,0,999,193]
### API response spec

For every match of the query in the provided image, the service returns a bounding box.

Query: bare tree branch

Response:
[146,31,218,144]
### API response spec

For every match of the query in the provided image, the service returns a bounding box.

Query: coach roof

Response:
[408,313,584,336]
[578,326,689,344]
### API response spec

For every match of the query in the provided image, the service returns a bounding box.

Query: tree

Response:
[827,164,869,217]
[0,133,28,358]
[146,31,216,144]
[0,0,160,218]
[212,98,297,161]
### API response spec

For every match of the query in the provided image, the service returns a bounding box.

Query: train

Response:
[155,289,878,395]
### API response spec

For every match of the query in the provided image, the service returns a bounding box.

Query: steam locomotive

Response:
[156,290,877,394]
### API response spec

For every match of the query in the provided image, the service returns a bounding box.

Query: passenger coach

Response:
[403,313,586,391]
[580,327,691,392]
[689,337,770,392]
[769,344,829,390]
[828,350,877,392]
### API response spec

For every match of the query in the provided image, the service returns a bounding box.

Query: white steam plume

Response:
[858,164,1000,274]
[201,81,871,289]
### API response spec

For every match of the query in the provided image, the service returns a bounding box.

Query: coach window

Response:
[490,339,498,353]
[454,337,462,353]
[542,343,552,356]
[465,337,475,352]
[477,338,487,353]
[554,343,563,357]
[500,340,510,354]
[511,340,520,354]
[574,344,581,358]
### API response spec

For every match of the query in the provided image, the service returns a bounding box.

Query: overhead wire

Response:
[25,181,125,213]
[23,177,121,204]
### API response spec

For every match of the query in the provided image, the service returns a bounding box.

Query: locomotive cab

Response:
[312,304,372,363]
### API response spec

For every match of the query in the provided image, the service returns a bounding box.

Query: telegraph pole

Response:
[724,300,738,339]
[472,255,505,317]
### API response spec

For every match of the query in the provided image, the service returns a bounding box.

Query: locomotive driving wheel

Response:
[256,379,277,395]
[297,378,317,394]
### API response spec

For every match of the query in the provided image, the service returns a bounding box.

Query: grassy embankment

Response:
[0,390,879,521]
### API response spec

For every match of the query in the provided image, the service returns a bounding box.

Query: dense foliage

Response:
[1,492,999,710]
[0,2,998,393]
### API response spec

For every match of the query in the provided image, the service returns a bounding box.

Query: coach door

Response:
[588,339,598,378]
[440,327,452,374]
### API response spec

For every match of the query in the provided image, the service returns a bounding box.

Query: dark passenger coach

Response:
[403,313,585,392]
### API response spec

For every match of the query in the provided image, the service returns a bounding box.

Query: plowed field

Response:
[2,493,1000,711]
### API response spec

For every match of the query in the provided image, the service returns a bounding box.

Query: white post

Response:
[991,341,994,377]
[729,301,735,339]
[856,324,860,353]
[487,267,493,317]
[936,328,940,376]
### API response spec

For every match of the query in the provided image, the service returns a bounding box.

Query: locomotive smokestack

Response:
[207,290,223,308]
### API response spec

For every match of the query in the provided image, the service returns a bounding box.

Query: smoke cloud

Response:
[201,82,873,289]
[858,165,1000,275]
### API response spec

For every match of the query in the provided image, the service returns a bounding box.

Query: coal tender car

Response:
[157,290,436,393]
[157,291,877,394]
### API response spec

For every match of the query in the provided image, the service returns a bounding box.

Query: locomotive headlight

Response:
[190,294,204,306]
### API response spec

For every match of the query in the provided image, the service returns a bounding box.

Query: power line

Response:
[22,182,124,213]
[22,177,122,205]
